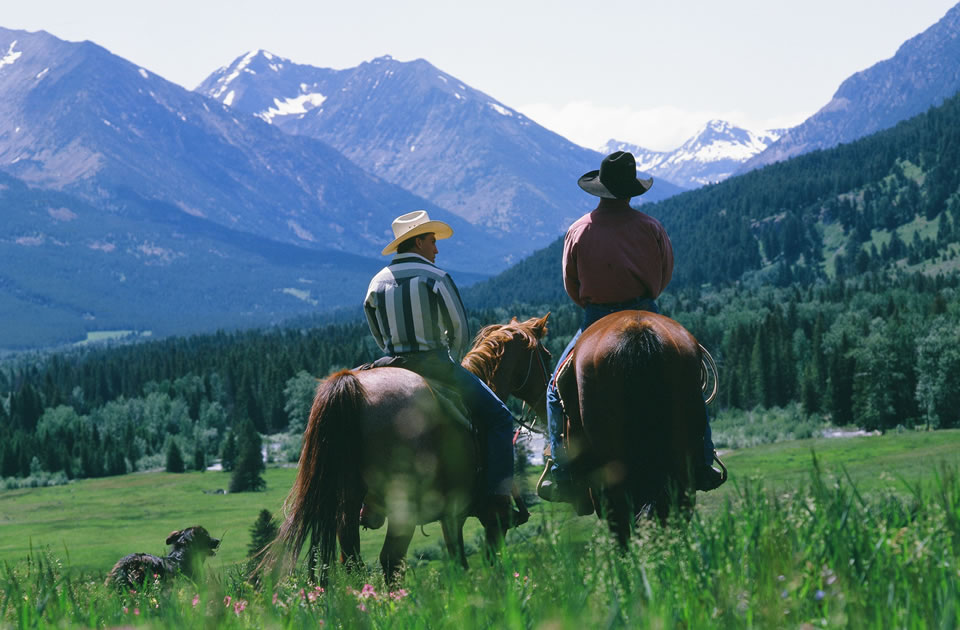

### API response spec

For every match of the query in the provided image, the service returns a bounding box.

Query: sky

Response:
[2,0,957,151]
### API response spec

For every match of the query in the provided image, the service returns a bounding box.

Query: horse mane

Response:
[462,316,545,387]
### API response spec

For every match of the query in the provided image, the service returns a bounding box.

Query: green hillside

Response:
[464,90,960,307]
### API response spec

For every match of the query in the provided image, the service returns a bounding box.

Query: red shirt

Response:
[562,200,674,308]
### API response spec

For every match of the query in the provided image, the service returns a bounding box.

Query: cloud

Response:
[517,101,810,153]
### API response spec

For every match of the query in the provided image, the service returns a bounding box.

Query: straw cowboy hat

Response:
[382,210,454,255]
[578,151,654,199]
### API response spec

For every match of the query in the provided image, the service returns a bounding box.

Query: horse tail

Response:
[609,322,671,502]
[269,369,365,575]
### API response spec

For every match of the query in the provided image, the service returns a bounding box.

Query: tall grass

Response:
[3,457,958,629]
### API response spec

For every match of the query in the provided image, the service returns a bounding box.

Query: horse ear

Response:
[534,312,550,336]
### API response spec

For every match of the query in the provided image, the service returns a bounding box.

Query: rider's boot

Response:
[359,503,385,529]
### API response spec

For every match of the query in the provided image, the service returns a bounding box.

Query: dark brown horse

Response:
[266,314,551,583]
[553,310,706,545]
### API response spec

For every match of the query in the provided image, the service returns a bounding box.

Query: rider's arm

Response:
[435,273,469,360]
[658,224,675,292]
[364,290,388,353]
[562,227,585,307]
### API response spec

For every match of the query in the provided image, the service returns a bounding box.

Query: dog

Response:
[105,526,220,589]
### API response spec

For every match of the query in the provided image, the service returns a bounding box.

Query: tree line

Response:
[2,266,958,483]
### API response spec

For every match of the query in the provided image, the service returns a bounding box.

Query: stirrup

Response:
[713,451,728,486]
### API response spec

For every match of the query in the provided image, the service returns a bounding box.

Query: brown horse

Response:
[554,310,706,545]
[266,314,551,583]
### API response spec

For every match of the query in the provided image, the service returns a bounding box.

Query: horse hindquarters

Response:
[576,316,700,536]
[273,370,365,581]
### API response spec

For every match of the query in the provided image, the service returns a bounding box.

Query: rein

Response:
[513,341,550,439]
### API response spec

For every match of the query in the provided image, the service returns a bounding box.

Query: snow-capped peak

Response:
[602,120,782,189]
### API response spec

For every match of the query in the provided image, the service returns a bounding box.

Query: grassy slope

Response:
[2,430,959,575]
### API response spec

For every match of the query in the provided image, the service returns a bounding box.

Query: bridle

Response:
[512,339,551,438]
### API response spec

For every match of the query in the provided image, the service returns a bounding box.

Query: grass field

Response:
[2,429,959,628]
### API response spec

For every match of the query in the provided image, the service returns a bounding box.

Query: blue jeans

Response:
[397,350,514,496]
[546,299,715,478]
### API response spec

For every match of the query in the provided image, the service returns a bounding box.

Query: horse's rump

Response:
[565,311,705,504]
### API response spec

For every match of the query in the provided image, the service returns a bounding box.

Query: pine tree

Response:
[194,445,206,472]
[229,420,265,493]
[247,509,278,558]
[165,440,185,473]
[220,431,237,472]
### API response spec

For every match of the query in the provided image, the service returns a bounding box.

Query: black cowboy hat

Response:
[578,151,654,199]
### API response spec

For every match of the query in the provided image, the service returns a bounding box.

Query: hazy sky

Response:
[3,0,956,151]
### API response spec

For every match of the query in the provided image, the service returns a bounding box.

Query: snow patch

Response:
[47,207,77,222]
[288,220,316,242]
[138,68,149,79]
[281,288,318,305]
[223,90,236,106]
[89,241,116,253]
[258,92,326,122]
[0,41,22,70]
[211,50,258,99]
[488,102,512,117]
[15,234,44,246]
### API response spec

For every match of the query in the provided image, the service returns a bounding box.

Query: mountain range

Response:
[742,2,960,171]
[2,2,960,350]
[195,52,685,245]
[0,27,503,272]
[601,120,782,189]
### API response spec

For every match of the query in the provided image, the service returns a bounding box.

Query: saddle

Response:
[356,357,473,432]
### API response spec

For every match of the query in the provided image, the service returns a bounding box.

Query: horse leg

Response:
[338,493,364,571]
[379,521,415,587]
[440,515,469,570]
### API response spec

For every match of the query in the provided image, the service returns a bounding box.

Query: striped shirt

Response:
[364,253,469,359]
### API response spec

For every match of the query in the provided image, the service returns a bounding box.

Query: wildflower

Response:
[123,607,129,614]
[224,595,232,607]
[390,589,409,601]
[514,572,520,578]
[234,599,248,615]
[359,583,377,599]
[133,608,140,616]
[814,590,826,601]
[192,594,200,608]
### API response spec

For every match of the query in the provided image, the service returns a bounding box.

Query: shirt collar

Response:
[390,252,437,267]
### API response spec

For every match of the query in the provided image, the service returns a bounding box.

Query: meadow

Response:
[2,430,959,628]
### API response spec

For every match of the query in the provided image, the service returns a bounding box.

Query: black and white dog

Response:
[105,526,221,589]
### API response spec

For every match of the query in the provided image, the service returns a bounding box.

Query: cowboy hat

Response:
[382,210,454,255]
[578,151,654,199]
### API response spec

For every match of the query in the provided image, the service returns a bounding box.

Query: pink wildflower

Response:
[390,589,409,601]
[123,607,129,614]
[223,595,232,607]
[133,608,140,616]
[234,599,248,615]
[192,594,200,608]
[359,583,377,599]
